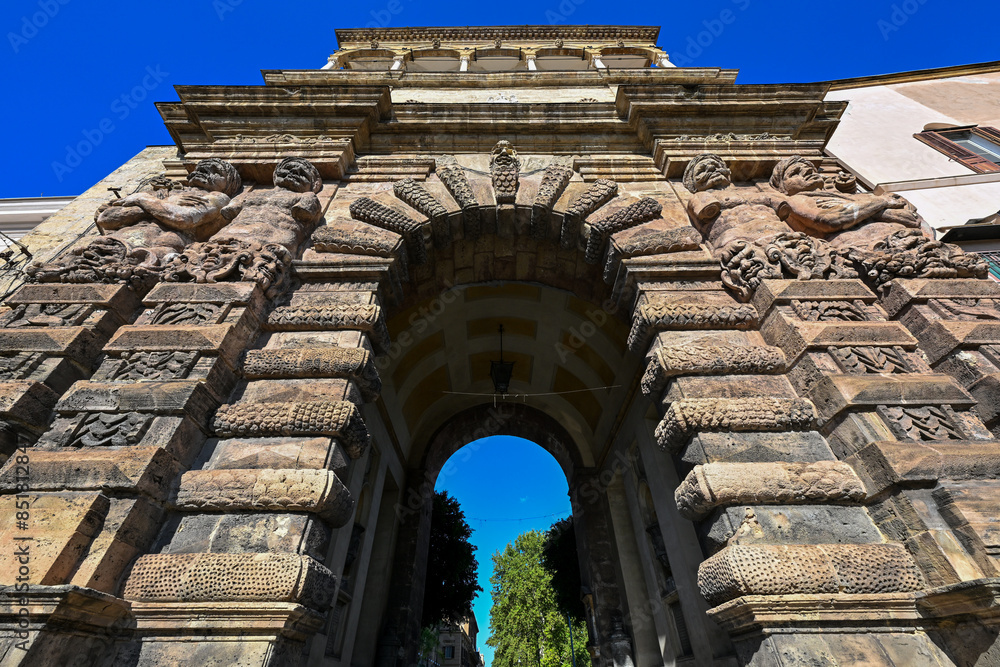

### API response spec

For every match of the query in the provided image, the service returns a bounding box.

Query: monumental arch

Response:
[2,24,1000,667]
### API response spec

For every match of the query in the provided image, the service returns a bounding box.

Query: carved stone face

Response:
[187,158,241,196]
[779,159,824,195]
[689,156,731,192]
[273,158,323,193]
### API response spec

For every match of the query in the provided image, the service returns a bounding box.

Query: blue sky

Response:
[435,435,572,667]
[1,0,996,198]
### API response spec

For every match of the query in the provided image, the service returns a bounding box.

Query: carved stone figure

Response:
[28,159,241,286]
[162,158,323,296]
[490,140,520,204]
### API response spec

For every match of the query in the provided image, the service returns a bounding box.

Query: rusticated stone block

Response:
[761,309,916,362]
[752,279,877,316]
[123,552,337,610]
[701,506,882,555]
[242,347,381,401]
[176,468,354,527]
[628,297,758,352]
[675,461,866,519]
[969,373,1000,425]
[808,374,975,424]
[880,278,1000,318]
[265,304,390,352]
[55,380,218,424]
[0,493,108,585]
[847,440,1000,496]
[911,320,1000,364]
[105,322,255,367]
[0,446,181,500]
[697,543,924,606]
[0,381,59,431]
[211,401,369,459]
[655,398,816,451]
[641,343,786,398]
[201,436,348,472]
[0,328,102,365]
[143,281,266,312]
[682,431,836,465]
[164,513,330,561]
[7,283,142,317]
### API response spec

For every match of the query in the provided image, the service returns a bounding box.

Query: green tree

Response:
[422,491,483,627]
[542,517,586,620]
[487,530,590,667]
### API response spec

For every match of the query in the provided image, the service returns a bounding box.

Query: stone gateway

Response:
[1,24,999,667]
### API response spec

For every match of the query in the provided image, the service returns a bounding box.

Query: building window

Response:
[915,126,1000,173]
[444,645,455,659]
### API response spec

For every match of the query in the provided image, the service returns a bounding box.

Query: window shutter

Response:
[914,130,1000,173]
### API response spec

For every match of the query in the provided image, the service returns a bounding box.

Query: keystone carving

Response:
[349,197,427,265]
[490,140,520,205]
[627,299,758,351]
[674,461,867,520]
[211,400,370,459]
[655,398,816,451]
[584,197,662,264]
[242,347,382,401]
[641,344,786,397]
[697,543,924,607]
[561,179,618,249]
[176,468,355,526]
[436,161,481,238]
[530,163,574,238]
[265,304,390,352]
[124,552,336,610]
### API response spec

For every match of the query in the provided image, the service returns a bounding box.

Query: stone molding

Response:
[674,461,867,519]
[124,552,337,610]
[641,343,786,397]
[242,347,381,401]
[211,400,370,459]
[655,397,816,450]
[698,543,924,606]
[176,468,354,526]
[265,304,390,352]
[628,299,758,351]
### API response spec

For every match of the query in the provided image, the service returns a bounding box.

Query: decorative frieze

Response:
[674,461,866,520]
[99,351,201,382]
[789,300,873,322]
[265,304,390,352]
[242,347,381,401]
[211,400,370,459]
[123,552,336,610]
[655,397,816,451]
[641,344,786,397]
[176,468,354,526]
[697,543,924,606]
[628,299,758,352]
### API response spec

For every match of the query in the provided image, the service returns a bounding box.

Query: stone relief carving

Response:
[584,197,662,264]
[100,351,201,382]
[64,412,154,448]
[655,397,816,451]
[789,300,873,322]
[697,543,924,606]
[124,552,336,610]
[148,302,225,326]
[674,461,867,520]
[829,346,911,375]
[393,177,450,246]
[176,468,355,526]
[349,197,427,265]
[603,226,702,282]
[0,303,93,328]
[0,352,46,381]
[211,400,370,458]
[265,303,390,351]
[627,298,758,351]
[641,344,786,397]
[437,159,481,238]
[929,298,1000,321]
[530,163,574,238]
[28,159,242,288]
[490,140,520,205]
[561,178,618,249]
[242,347,382,401]
[878,405,967,441]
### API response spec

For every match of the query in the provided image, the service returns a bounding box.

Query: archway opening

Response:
[430,434,588,667]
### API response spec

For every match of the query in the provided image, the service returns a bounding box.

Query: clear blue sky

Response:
[436,436,572,667]
[1,0,996,198]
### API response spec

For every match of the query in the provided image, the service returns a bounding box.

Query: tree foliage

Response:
[422,490,482,627]
[487,530,590,667]
[542,517,586,620]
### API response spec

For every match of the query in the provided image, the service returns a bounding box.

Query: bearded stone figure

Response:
[28,159,241,286]
[490,140,520,204]
[162,157,324,296]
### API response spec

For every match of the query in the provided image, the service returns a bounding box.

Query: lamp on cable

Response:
[490,323,515,395]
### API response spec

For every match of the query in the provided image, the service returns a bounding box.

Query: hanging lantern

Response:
[490,323,515,394]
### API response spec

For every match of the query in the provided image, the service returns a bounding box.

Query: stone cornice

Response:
[335,25,660,47]
[826,59,1000,90]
